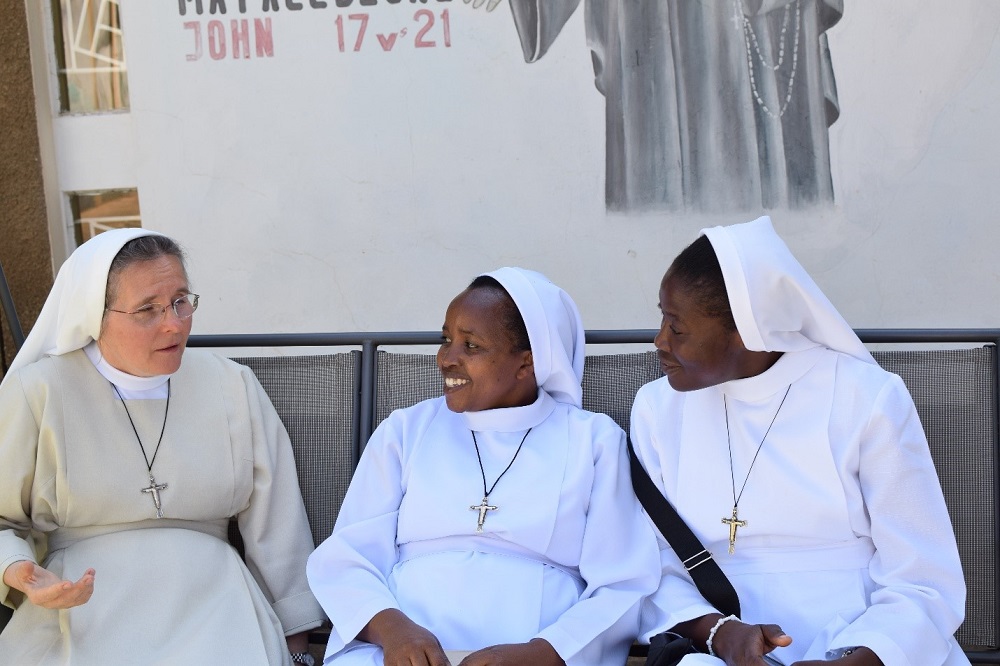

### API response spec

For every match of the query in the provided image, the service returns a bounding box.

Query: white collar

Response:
[460,389,557,433]
[717,347,824,403]
[84,341,171,396]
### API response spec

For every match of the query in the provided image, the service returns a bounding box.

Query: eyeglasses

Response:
[106,294,200,327]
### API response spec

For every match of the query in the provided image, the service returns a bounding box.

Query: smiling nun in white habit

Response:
[630,216,968,665]
[307,267,660,666]
[0,228,323,665]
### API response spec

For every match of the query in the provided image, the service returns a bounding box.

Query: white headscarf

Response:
[2,228,164,388]
[480,267,586,407]
[701,216,875,365]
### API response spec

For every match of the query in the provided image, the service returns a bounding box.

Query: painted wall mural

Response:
[116,1,1000,335]
[490,0,843,213]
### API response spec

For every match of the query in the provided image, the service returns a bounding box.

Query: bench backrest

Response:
[3,342,994,657]
[373,350,663,435]
[234,352,361,548]
[872,347,998,652]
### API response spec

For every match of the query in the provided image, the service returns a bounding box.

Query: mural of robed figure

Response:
[482,0,843,214]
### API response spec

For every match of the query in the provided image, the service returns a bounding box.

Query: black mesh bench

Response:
[2,330,998,663]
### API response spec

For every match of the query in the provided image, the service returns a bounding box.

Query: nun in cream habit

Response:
[307,267,660,665]
[0,229,323,664]
[630,217,968,664]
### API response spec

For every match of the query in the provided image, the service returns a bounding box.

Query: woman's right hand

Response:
[359,608,450,666]
[712,618,792,665]
[2,560,96,609]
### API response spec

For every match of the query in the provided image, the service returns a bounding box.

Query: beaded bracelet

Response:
[706,614,740,657]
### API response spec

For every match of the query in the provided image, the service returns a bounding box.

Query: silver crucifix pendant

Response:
[141,473,168,519]
[470,497,497,533]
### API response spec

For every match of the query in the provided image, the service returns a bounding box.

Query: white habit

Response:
[632,347,968,665]
[307,266,660,665]
[309,392,659,665]
[0,349,323,664]
[0,228,323,664]
[631,217,968,665]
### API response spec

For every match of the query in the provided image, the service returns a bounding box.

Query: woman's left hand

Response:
[792,646,883,666]
[285,630,310,654]
[457,638,564,666]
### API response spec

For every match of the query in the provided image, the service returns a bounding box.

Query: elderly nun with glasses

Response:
[0,229,323,665]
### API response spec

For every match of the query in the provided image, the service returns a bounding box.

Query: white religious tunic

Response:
[307,390,660,665]
[0,348,323,664]
[631,347,969,665]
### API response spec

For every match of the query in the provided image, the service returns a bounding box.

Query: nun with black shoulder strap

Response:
[631,217,968,666]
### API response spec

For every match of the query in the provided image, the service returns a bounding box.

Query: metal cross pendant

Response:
[722,506,747,554]
[141,473,168,519]
[469,497,497,533]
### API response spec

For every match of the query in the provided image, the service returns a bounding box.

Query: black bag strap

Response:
[628,437,741,619]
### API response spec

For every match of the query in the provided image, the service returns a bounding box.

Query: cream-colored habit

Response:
[0,229,322,663]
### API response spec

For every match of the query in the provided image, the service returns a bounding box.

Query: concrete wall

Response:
[0,0,52,378]
[114,2,1000,338]
[7,2,1000,359]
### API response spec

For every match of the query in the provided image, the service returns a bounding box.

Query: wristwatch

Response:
[290,652,316,666]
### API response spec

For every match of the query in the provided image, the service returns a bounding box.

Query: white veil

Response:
[701,216,875,365]
[481,267,587,407]
[1,228,162,388]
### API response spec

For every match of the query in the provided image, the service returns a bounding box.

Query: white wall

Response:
[119,1,1000,336]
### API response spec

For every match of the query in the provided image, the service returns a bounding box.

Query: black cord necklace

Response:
[111,379,171,519]
[468,428,532,533]
[722,384,790,554]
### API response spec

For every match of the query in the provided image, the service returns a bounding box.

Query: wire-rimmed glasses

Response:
[105,294,200,327]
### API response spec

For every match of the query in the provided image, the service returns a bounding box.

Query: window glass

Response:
[54,0,129,113]
[70,189,141,245]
